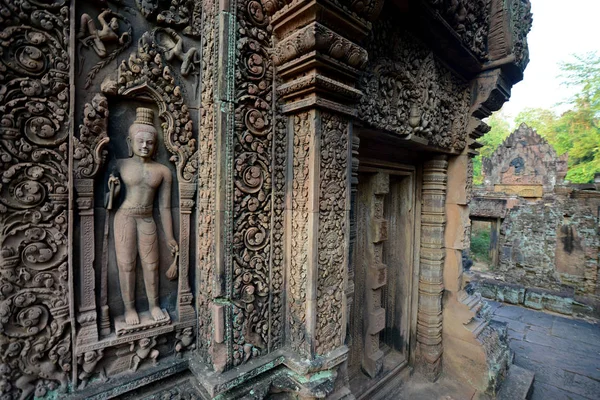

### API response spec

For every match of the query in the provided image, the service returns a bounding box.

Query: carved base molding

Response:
[115,310,172,337]
[191,346,348,398]
[72,359,191,400]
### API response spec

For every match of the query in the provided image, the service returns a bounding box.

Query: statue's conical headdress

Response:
[134,107,155,126]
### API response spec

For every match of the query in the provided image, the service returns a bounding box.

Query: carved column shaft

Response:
[416,155,448,380]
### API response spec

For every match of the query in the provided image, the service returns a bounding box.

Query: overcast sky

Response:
[500,0,600,122]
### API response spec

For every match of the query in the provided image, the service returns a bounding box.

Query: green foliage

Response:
[472,52,600,184]
[470,227,491,264]
[560,52,600,118]
[472,113,511,185]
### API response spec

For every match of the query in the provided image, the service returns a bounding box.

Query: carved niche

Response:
[71,2,200,390]
[0,1,72,399]
[358,17,471,152]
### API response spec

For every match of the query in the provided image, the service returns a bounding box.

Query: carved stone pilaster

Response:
[269,1,371,396]
[178,182,196,323]
[74,93,110,347]
[0,2,72,397]
[75,179,99,347]
[416,155,448,380]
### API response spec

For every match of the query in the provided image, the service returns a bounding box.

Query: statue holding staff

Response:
[107,107,178,326]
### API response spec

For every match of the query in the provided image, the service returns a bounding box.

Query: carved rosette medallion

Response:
[0,1,72,398]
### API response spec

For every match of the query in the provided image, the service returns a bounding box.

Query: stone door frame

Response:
[348,157,423,396]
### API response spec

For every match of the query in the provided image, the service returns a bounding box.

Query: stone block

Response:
[523,289,543,310]
[372,219,388,243]
[446,155,469,205]
[496,283,525,305]
[477,280,498,300]
[443,248,462,293]
[497,364,535,400]
[442,334,490,392]
[500,245,513,263]
[362,349,384,378]
[494,184,543,198]
[542,292,573,315]
[372,172,389,194]
[368,307,386,334]
[213,303,225,343]
[368,263,387,289]
[445,203,469,250]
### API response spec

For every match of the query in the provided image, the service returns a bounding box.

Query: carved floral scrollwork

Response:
[316,112,348,356]
[232,0,276,366]
[0,1,72,397]
[289,112,310,355]
[135,0,202,37]
[510,0,532,69]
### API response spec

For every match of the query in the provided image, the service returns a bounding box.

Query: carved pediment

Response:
[358,21,470,151]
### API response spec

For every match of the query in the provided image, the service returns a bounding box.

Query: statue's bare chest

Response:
[119,162,163,190]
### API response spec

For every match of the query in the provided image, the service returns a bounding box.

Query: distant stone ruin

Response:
[470,124,600,317]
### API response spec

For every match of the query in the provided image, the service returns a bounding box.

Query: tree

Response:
[560,52,600,119]
[555,52,600,183]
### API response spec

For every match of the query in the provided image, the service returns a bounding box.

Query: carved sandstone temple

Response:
[0,0,532,398]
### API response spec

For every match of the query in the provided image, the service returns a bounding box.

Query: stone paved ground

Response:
[489,301,600,400]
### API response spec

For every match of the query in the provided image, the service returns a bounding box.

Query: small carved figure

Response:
[130,338,159,372]
[107,108,178,326]
[77,350,106,389]
[15,361,67,400]
[155,28,200,77]
[174,327,196,357]
[78,10,129,58]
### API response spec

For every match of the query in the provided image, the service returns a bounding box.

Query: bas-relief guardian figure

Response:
[106,107,178,326]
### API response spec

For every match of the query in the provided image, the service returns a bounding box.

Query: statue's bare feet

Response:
[151,306,166,321]
[125,309,140,325]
